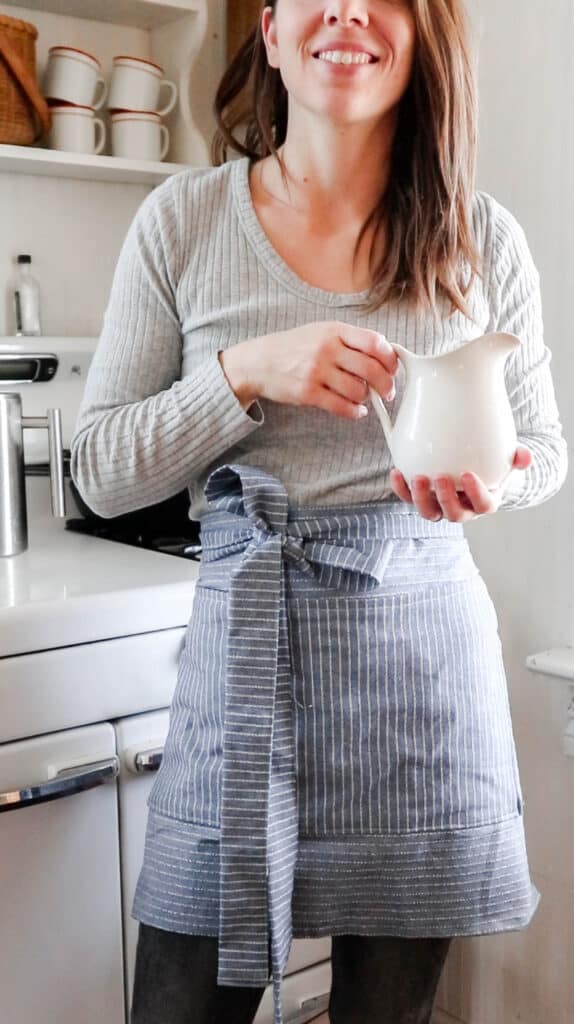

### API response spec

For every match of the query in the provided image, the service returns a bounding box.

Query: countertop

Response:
[0,482,199,659]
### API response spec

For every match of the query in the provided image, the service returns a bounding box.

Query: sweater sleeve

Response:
[70,173,263,518]
[484,198,568,511]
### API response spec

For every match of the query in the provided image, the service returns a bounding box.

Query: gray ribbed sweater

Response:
[71,157,568,520]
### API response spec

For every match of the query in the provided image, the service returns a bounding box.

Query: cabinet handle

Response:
[284,992,330,1024]
[133,748,164,773]
[0,757,119,813]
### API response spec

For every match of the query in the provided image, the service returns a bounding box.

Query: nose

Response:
[323,1,369,27]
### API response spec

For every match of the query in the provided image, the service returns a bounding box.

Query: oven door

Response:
[115,709,331,1023]
[0,721,125,1024]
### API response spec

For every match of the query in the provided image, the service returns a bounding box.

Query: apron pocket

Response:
[289,576,523,837]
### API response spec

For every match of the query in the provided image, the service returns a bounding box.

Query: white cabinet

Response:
[0,0,210,183]
[0,722,125,1024]
[0,665,331,1023]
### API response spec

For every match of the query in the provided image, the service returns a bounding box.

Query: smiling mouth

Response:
[313,50,379,66]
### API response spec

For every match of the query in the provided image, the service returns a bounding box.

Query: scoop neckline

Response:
[231,156,372,308]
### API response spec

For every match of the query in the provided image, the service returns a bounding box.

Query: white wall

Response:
[436,3,574,1021]
[0,0,226,337]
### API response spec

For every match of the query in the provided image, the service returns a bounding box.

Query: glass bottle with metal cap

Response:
[13,254,42,337]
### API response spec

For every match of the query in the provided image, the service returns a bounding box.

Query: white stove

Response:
[0,337,331,1024]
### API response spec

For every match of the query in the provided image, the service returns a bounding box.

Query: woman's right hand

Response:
[219,321,398,420]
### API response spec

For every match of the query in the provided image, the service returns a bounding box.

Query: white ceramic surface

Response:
[43,46,107,110]
[48,104,106,155]
[369,332,521,490]
[110,111,169,161]
[108,56,178,117]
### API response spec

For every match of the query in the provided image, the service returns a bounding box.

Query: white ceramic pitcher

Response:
[369,332,521,491]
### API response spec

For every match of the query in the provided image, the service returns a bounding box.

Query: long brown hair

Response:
[213,1,482,319]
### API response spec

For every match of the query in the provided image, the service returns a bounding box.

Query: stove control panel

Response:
[0,336,98,464]
[0,353,58,384]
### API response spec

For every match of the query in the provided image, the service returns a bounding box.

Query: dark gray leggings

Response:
[130,922,452,1024]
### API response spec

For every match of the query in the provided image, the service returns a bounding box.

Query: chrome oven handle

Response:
[0,757,119,813]
[134,748,164,773]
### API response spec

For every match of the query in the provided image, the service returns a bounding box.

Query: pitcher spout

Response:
[472,331,521,361]
[495,331,521,356]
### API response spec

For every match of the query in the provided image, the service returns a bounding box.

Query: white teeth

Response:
[317,50,373,65]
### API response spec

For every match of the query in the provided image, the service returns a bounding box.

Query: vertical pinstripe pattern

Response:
[138,463,536,1024]
[266,582,299,1018]
[206,468,299,997]
[219,533,279,983]
[286,577,518,835]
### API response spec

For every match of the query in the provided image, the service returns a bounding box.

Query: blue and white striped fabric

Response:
[133,464,539,1024]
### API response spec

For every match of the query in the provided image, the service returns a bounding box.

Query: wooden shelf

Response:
[0,0,200,30]
[525,647,574,682]
[0,143,195,184]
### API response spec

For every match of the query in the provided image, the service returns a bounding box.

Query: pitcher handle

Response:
[369,342,406,444]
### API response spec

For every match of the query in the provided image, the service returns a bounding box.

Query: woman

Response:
[71,1,567,1023]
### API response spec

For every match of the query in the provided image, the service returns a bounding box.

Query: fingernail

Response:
[358,405,369,417]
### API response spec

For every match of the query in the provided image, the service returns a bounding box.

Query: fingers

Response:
[309,324,397,416]
[332,329,398,402]
[287,322,397,419]
[317,385,369,420]
[410,476,445,521]
[300,364,369,419]
[513,445,532,469]
[389,439,533,524]
[334,322,399,373]
[325,365,370,406]
[390,470,454,522]
[435,474,497,519]
[334,346,397,401]
[390,471,500,522]
[389,469,415,505]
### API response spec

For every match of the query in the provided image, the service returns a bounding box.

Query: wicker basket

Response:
[0,13,51,145]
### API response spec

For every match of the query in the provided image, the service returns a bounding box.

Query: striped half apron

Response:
[133,464,539,1024]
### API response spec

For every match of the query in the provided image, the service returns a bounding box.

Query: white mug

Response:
[48,104,106,155]
[110,111,169,162]
[43,46,107,110]
[108,56,178,117]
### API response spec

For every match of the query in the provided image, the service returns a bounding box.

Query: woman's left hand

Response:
[389,446,533,523]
